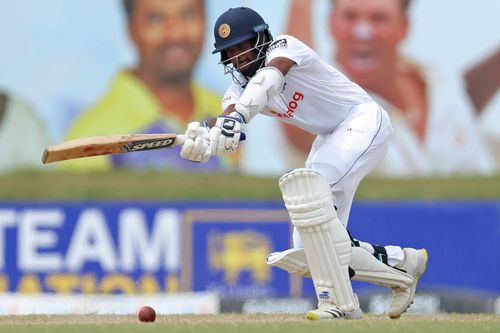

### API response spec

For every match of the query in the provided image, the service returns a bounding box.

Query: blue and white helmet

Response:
[212,7,273,79]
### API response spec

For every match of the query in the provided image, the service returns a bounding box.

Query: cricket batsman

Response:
[179,7,428,320]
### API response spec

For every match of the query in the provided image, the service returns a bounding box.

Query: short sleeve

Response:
[265,34,311,66]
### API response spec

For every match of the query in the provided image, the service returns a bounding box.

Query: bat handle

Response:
[176,134,186,145]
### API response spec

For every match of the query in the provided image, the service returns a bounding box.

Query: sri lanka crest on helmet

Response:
[218,23,231,38]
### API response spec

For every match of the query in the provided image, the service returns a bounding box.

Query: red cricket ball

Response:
[138,305,156,323]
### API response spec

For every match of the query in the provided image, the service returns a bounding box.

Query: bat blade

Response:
[42,133,186,164]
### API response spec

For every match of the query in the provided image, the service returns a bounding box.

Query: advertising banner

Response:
[180,209,298,297]
[0,201,294,296]
[0,202,183,294]
[1,201,499,297]
[0,0,499,175]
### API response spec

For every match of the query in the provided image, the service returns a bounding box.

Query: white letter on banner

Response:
[119,208,180,272]
[0,209,16,270]
[66,208,117,271]
[18,209,64,272]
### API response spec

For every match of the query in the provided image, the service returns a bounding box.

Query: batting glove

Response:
[209,111,244,155]
[180,122,211,163]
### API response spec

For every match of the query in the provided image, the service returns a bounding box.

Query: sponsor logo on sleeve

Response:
[267,38,288,54]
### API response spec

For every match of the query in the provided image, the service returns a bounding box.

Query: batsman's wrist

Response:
[201,118,216,128]
[228,111,245,123]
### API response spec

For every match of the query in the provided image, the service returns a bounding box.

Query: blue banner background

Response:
[0,201,498,296]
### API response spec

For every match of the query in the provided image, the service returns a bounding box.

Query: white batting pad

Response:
[266,248,311,278]
[267,247,413,289]
[279,168,358,313]
[350,247,413,288]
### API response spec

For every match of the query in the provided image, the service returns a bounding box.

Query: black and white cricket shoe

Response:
[388,248,428,319]
[306,304,363,320]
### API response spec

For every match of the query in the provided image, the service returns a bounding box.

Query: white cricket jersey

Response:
[222,34,374,135]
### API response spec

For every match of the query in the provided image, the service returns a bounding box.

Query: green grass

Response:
[0,170,280,200]
[0,314,498,333]
[0,170,499,200]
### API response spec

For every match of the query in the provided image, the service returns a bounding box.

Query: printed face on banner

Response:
[129,0,205,82]
[330,0,408,85]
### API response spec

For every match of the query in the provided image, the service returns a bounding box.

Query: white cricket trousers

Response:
[293,102,404,265]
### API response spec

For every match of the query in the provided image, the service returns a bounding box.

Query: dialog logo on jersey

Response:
[270,91,304,119]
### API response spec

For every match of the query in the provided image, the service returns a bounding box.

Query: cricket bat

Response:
[41,133,186,164]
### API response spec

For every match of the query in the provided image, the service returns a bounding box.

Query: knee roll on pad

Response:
[279,168,337,227]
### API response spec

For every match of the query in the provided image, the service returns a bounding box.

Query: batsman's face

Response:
[225,40,258,77]
[129,0,205,83]
[330,0,408,86]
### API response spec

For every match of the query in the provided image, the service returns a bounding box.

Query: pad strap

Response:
[372,245,389,265]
